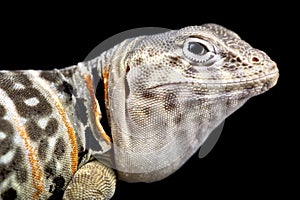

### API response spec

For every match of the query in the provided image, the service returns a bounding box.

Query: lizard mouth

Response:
[219,71,280,93]
[147,71,279,94]
[256,72,279,90]
[227,71,279,86]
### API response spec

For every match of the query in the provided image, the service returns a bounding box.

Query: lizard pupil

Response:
[188,42,208,55]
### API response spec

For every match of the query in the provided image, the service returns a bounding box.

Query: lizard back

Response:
[0,69,80,199]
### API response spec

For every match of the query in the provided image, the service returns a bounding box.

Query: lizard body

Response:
[0,24,279,199]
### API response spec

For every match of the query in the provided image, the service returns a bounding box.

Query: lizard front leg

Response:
[63,161,116,200]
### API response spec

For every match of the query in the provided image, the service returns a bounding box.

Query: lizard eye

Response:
[183,37,216,64]
[187,41,208,55]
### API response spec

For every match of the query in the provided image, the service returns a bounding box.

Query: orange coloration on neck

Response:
[83,74,111,145]
[102,67,109,110]
[53,101,78,174]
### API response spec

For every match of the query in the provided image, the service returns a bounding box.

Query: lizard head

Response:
[124,23,279,96]
[108,24,279,182]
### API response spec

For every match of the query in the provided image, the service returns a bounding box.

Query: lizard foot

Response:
[63,161,116,200]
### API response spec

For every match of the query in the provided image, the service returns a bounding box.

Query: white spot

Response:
[0,150,15,165]
[20,117,27,126]
[38,118,49,129]
[56,161,62,171]
[13,134,24,146]
[13,82,26,90]
[24,97,40,106]
[0,131,6,140]
[49,137,56,149]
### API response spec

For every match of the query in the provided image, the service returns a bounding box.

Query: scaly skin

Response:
[0,24,278,199]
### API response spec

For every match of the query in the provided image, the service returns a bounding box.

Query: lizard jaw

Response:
[146,71,279,98]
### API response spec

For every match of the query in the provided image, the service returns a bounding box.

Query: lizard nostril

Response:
[252,56,260,63]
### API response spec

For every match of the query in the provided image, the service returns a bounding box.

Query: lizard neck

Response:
[55,42,130,166]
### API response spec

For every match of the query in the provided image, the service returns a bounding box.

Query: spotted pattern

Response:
[0,73,52,118]
[26,119,58,141]
[0,24,279,199]
[0,71,76,199]
[163,91,178,111]
[0,103,15,183]
[0,146,28,187]
[54,137,66,160]
[0,116,13,157]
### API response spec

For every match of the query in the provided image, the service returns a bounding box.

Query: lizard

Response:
[0,23,279,199]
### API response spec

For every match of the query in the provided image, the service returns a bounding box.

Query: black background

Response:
[0,2,296,199]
